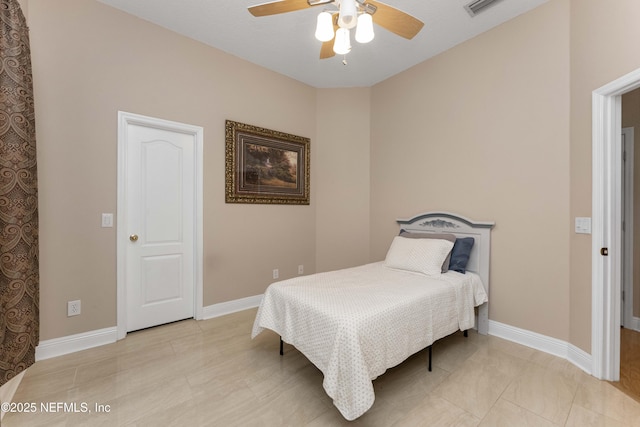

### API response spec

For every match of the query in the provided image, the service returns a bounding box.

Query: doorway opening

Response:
[620,125,636,332]
[592,68,640,381]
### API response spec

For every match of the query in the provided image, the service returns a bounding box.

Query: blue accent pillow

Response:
[449,237,475,273]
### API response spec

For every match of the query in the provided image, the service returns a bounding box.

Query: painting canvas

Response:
[225,120,310,204]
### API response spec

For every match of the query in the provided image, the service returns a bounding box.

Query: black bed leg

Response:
[428,345,432,372]
[464,330,468,338]
[279,337,284,356]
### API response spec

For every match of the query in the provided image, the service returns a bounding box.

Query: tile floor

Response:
[3,308,640,426]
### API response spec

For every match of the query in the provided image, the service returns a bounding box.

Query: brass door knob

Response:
[130,234,139,242]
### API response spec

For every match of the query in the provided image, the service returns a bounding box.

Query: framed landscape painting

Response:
[225,120,310,205]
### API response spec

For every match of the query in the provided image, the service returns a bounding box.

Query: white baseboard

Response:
[488,320,592,374]
[33,297,594,379]
[35,327,117,361]
[201,294,263,320]
[34,296,264,362]
[568,343,592,374]
[627,316,640,332]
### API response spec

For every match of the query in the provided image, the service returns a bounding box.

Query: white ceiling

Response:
[97,0,548,88]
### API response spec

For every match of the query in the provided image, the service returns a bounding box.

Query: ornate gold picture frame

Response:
[225,120,310,205]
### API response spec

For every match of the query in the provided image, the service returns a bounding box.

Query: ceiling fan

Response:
[248,0,424,59]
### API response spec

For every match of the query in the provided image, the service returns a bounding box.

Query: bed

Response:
[251,212,494,420]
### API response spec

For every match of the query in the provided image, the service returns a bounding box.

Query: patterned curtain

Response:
[0,0,39,387]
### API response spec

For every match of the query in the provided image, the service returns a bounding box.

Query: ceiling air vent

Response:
[464,0,503,17]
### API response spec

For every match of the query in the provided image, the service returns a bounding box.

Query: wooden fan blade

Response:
[249,0,311,17]
[367,0,424,40]
[320,40,335,59]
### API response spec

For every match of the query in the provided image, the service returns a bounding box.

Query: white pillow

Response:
[384,235,454,276]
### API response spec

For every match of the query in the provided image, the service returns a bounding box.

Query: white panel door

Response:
[125,122,195,332]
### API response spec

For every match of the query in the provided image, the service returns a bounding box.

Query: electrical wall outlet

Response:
[273,269,279,279]
[67,300,81,317]
[298,265,304,275]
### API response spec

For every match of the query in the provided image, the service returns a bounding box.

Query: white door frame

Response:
[621,127,635,330]
[592,68,640,380]
[117,111,204,340]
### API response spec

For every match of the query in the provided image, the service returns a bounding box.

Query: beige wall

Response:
[368,0,640,353]
[569,0,640,352]
[621,88,640,319]
[315,88,371,272]
[27,0,640,356]
[30,0,322,340]
[370,0,571,340]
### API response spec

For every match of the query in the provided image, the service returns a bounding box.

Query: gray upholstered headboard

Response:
[396,212,495,335]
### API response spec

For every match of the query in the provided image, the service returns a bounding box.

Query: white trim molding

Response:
[31,296,595,381]
[35,327,118,361]
[201,295,263,320]
[33,296,263,362]
[568,343,593,375]
[489,320,592,374]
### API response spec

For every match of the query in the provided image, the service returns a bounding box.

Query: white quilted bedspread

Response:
[251,262,488,421]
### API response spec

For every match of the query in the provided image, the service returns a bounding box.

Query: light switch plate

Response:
[101,213,113,228]
[575,217,591,234]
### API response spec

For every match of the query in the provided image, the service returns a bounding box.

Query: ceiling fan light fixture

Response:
[315,11,335,42]
[355,13,374,43]
[337,0,357,29]
[333,27,351,55]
